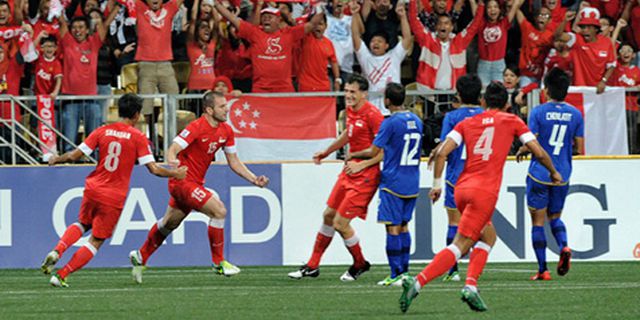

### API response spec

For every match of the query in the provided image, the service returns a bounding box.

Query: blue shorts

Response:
[526,176,570,214]
[377,190,417,225]
[444,182,456,209]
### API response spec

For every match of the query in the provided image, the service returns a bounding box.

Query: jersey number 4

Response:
[473,127,494,161]
[400,133,421,166]
[104,141,122,172]
[549,124,568,155]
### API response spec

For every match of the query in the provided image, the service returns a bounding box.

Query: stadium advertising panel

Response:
[0,160,638,268]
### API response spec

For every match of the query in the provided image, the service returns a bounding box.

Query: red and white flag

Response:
[36,95,57,161]
[225,96,336,161]
[565,87,628,155]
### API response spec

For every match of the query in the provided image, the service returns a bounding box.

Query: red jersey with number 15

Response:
[448,110,535,195]
[172,117,236,185]
[79,122,155,208]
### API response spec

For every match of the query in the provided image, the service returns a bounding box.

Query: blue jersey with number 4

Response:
[373,111,423,197]
[528,102,584,184]
[440,106,483,185]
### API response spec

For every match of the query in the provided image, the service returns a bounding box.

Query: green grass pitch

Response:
[1,262,638,319]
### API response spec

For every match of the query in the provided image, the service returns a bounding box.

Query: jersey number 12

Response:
[400,133,421,166]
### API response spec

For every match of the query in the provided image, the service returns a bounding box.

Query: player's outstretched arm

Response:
[429,138,458,202]
[225,152,269,187]
[48,149,85,166]
[313,130,349,164]
[145,162,187,179]
[348,145,381,160]
[526,140,563,184]
[344,149,383,175]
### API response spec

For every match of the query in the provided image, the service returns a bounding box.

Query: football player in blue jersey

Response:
[516,68,584,280]
[429,74,484,281]
[347,83,423,286]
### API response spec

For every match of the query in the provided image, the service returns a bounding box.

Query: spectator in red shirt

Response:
[298,14,340,92]
[212,75,242,97]
[608,44,640,153]
[30,0,61,40]
[33,35,62,99]
[557,8,616,93]
[186,0,216,93]
[214,5,252,92]
[214,3,326,93]
[58,4,118,152]
[471,0,522,86]
[543,32,573,81]
[135,0,184,142]
[516,5,554,87]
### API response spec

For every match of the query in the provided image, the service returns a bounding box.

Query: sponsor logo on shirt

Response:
[266,37,283,55]
[145,8,168,29]
[37,69,52,81]
[598,50,608,58]
[194,54,214,68]
[483,26,503,43]
[355,120,364,127]
[180,129,191,138]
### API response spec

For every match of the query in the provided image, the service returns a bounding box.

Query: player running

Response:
[288,74,383,281]
[129,91,269,283]
[41,93,187,287]
[399,82,562,313]
[516,68,584,280]
[348,83,423,286]
[433,74,483,282]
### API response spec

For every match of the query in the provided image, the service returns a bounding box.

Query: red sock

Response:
[57,243,97,279]
[54,223,84,257]
[416,245,461,287]
[465,242,491,287]
[140,223,167,265]
[307,232,333,269]
[344,234,366,268]
[208,226,225,265]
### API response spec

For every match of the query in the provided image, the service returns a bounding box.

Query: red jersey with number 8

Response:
[79,122,155,208]
[447,110,535,195]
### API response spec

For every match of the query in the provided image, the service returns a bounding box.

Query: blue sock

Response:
[400,231,411,274]
[549,218,568,250]
[386,234,403,278]
[447,225,458,273]
[532,226,547,273]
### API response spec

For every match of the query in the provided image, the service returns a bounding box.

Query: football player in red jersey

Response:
[287,74,384,281]
[400,82,562,312]
[129,91,269,283]
[42,93,187,287]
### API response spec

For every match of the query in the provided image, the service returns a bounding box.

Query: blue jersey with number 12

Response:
[440,106,483,185]
[373,111,423,197]
[528,102,584,184]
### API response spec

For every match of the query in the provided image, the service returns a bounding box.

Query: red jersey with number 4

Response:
[172,117,236,185]
[79,122,155,208]
[343,101,384,178]
[448,110,535,195]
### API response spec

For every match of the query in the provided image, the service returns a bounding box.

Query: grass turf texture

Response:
[1,262,638,319]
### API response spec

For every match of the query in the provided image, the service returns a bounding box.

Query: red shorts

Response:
[455,188,498,242]
[327,172,378,220]
[168,180,213,214]
[78,197,122,239]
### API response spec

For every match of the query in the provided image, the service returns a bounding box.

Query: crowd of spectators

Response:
[1,0,640,161]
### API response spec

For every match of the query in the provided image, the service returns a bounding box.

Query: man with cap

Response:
[555,7,616,94]
[214,2,326,92]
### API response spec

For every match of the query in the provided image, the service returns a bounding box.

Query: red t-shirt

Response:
[135,0,179,61]
[519,19,554,79]
[298,34,337,92]
[609,64,640,111]
[343,101,384,179]
[31,18,60,39]
[544,49,573,81]
[80,122,154,208]
[449,109,534,195]
[172,117,236,185]
[214,39,252,80]
[0,41,22,123]
[34,56,62,95]
[187,40,216,90]
[478,18,510,61]
[569,33,616,86]
[237,21,305,92]
[61,32,102,94]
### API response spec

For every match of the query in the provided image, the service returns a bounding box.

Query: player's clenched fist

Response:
[253,175,270,187]
[429,188,442,203]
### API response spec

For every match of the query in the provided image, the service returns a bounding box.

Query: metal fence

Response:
[1,87,637,165]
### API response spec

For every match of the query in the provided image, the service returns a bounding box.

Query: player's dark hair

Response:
[456,74,482,105]
[40,35,58,46]
[543,67,571,101]
[484,82,509,109]
[203,91,225,110]
[346,74,369,92]
[385,82,405,107]
[118,93,143,119]
[70,16,91,29]
[370,31,389,44]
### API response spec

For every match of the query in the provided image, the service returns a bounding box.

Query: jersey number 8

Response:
[104,141,122,172]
